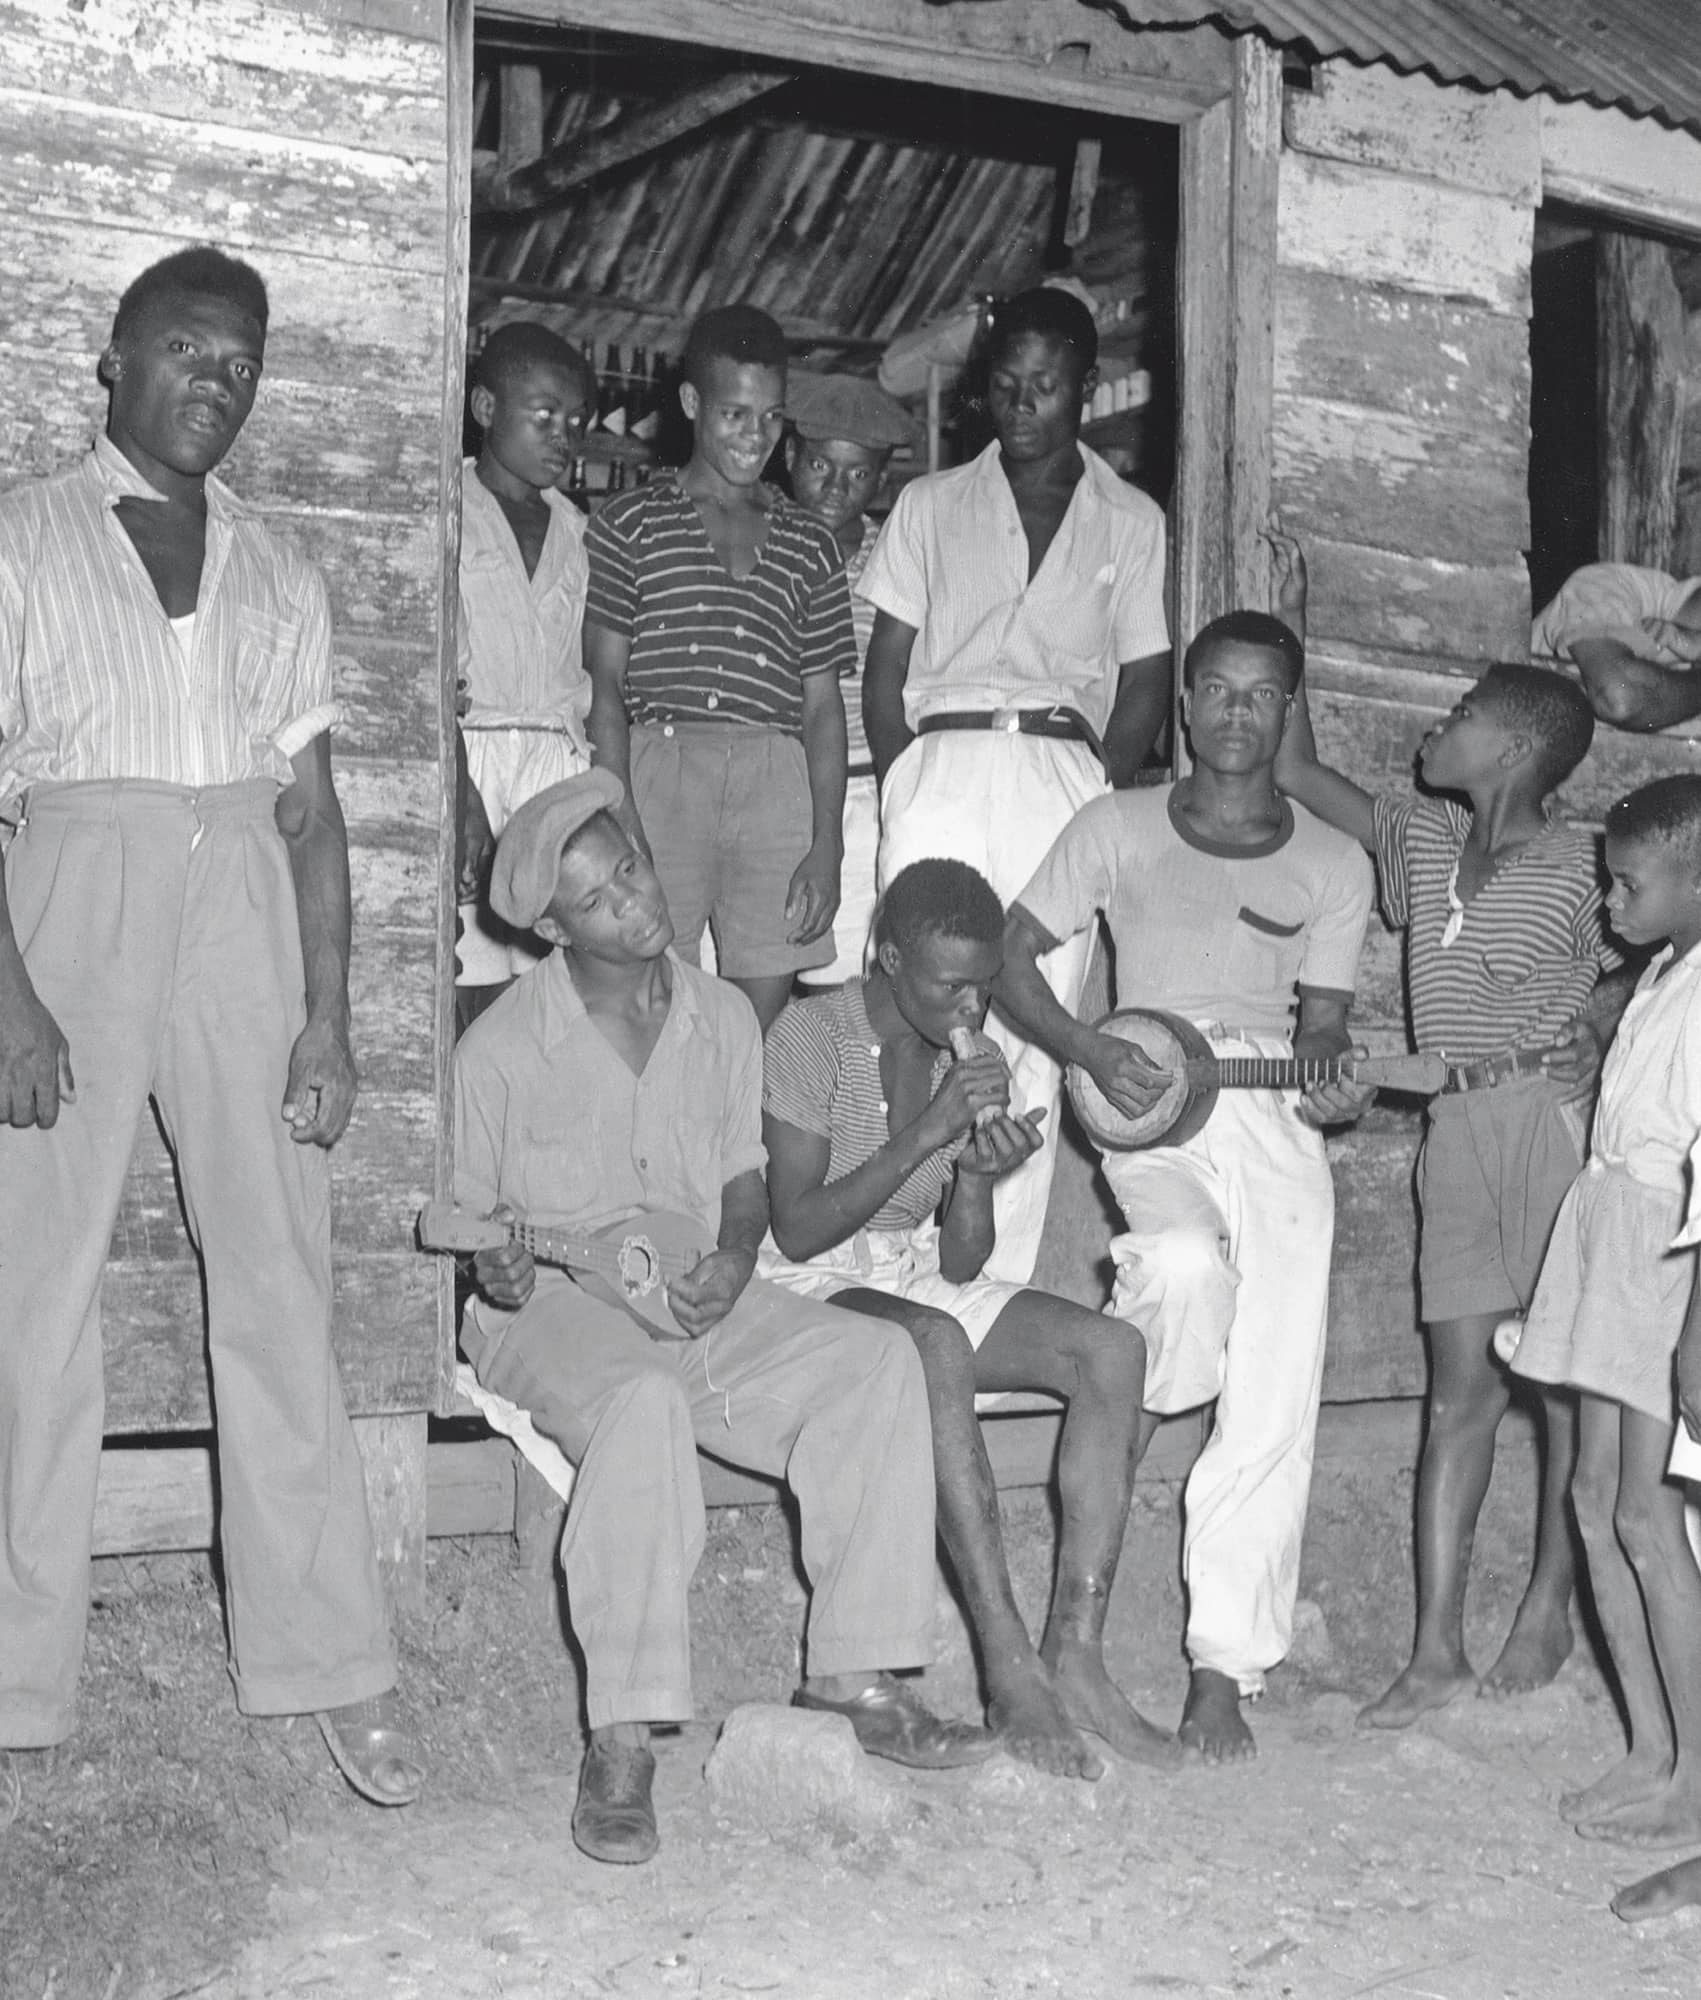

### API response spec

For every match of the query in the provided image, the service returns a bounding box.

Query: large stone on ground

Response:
[704,1704,904,1836]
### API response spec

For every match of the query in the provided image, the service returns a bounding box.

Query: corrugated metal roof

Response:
[1117,1,1701,133]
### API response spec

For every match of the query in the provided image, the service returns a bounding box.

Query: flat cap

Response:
[788,372,917,451]
[490,768,626,929]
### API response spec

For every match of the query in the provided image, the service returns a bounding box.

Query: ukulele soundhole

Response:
[615,1232,663,1299]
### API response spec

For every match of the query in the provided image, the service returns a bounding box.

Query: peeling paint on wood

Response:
[1301,537,1531,661]
[1273,392,1530,564]
[1324,1110,1425,1402]
[1279,150,1533,316]
[1283,59,1540,206]
[1541,98,1701,241]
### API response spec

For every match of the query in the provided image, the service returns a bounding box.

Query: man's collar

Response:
[89,433,242,520]
[537,945,694,1050]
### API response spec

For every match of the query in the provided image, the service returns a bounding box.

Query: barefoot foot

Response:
[1613,1853,1701,1923]
[1560,1751,1671,1825]
[1356,1659,1478,1731]
[987,1669,1104,1782]
[1576,1777,1701,1850]
[1042,1639,1184,1772]
[1178,1668,1255,1764]
[1481,1605,1573,1698]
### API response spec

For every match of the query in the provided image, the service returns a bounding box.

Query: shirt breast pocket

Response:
[1042,568,1117,662]
[232,606,302,710]
[1480,935,1543,991]
[520,1112,606,1219]
[1226,905,1306,996]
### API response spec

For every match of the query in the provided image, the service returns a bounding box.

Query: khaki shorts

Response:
[1417,1073,1587,1324]
[631,722,832,980]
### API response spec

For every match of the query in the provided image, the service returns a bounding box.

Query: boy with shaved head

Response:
[584,305,853,1031]
[455,320,596,1028]
[0,246,421,1807]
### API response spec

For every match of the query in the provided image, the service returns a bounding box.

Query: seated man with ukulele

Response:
[996,611,1375,1765]
[451,771,991,1868]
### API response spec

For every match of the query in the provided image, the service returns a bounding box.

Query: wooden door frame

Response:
[434,1,1283,1387]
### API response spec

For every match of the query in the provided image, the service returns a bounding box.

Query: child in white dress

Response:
[1513,776,1701,1853]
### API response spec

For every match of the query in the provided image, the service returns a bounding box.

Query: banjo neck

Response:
[1187,1053,1407,1091]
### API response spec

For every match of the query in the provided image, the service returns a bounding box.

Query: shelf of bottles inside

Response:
[568,341,672,501]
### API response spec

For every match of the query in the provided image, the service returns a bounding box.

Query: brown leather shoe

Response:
[572,1735,659,1865]
[793,1675,996,1768]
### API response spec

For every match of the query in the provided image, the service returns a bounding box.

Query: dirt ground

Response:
[5,1441,1700,2000]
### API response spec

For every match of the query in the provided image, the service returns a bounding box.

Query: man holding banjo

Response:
[996,609,1374,1767]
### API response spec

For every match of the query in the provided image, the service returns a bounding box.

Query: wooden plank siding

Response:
[0,0,452,1457]
[1275,63,1544,1398]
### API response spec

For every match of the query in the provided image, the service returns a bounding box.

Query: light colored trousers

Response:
[798,772,880,988]
[463,1270,938,1729]
[878,730,1106,1284]
[1102,1040,1335,1694]
[0,781,395,1745]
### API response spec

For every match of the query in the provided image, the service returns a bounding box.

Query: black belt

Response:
[846,760,877,780]
[1440,1048,1555,1094]
[915,705,1104,761]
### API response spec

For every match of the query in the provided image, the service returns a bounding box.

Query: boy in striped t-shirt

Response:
[584,306,852,1032]
[1271,532,1625,1731]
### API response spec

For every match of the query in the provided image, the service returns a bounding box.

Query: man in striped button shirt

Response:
[584,306,852,1032]
[0,247,421,1809]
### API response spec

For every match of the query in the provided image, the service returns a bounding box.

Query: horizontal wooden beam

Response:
[477,0,1235,123]
[474,69,793,214]
[469,274,887,351]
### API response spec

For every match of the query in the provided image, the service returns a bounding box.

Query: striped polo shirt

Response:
[1371,795,1619,1061]
[763,979,963,1232]
[584,477,854,734]
[0,436,340,806]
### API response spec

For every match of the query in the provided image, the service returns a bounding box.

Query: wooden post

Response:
[926,361,943,474]
[497,62,544,178]
[1597,230,1684,570]
[353,1414,429,1615]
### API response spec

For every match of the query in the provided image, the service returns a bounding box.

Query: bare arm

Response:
[1292,987,1373,1130]
[275,731,359,1147]
[764,1055,1009,1262]
[936,1110,1042,1283]
[1568,637,1701,733]
[788,671,848,945]
[863,610,917,785]
[1272,678,1378,852]
[1101,649,1172,787]
[583,622,648,849]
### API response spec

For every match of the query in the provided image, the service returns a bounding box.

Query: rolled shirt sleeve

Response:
[717,996,770,1186]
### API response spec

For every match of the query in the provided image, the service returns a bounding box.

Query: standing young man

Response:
[997,612,1375,1763]
[784,373,916,987]
[583,306,851,1031]
[0,247,421,1806]
[860,287,1170,1281]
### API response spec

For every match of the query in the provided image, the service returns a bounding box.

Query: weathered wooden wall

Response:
[1275,64,1701,1400]
[0,1,451,1470]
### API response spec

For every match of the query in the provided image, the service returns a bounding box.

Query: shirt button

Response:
[638,1156,648,1169]
[735,624,746,638]
[706,694,719,710]
[878,1100,888,1114]
[756,652,768,667]
[689,642,700,655]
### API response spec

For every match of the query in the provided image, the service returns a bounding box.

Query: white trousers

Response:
[878,731,1106,1284]
[798,773,881,988]
[458,724,588,986]
[1101,1040,1335,1693]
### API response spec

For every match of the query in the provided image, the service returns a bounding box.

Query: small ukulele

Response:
[1066,1007,1449,1152]
[417,1202,712,1340]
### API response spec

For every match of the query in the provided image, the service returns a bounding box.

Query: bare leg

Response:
[976,1292,1183,1771]
[1483,1382,1578,1695]
[828,1288,1102,1780]
[1360,1313,1504,1729]
[1613,1853,1701,1922]
[1564,1398,1673,1825]
[730,972,797,1035]
[1576,1408,1701,1847]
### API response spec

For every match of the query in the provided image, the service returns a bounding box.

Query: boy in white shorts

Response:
[761,859,1180,1781]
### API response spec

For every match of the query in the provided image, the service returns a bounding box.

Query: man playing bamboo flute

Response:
[0,247,423,1808]
[861,285,1170,1282]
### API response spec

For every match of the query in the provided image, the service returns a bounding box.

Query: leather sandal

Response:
[315,1692,426,1807]
[793,1674,996,1769]
[572,1735,659,1865]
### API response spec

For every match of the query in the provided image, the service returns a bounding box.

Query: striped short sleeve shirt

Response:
[0,437,340,806]
[763,980,963,1232]
[1371,794,1619,1061]
[584,477,855,734]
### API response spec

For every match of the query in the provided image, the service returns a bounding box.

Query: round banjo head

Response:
[1065,1008,1205,1151]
